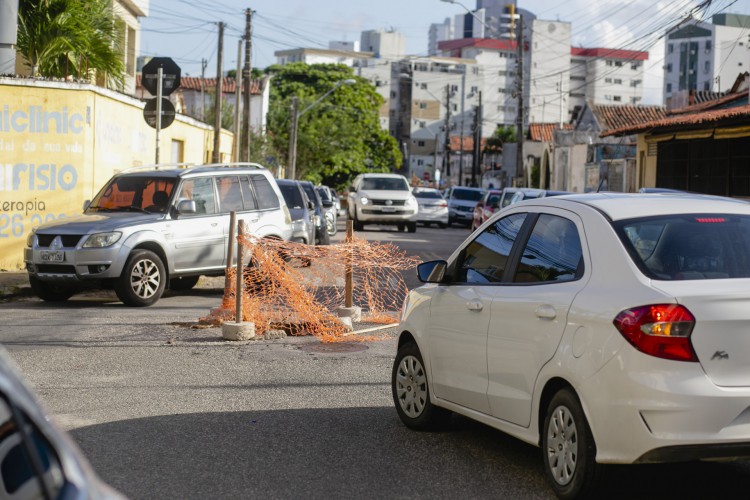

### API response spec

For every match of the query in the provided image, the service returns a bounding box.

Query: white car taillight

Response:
[613,304,697,362]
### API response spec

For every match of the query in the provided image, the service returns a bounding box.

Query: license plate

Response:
[40,250,64,262]
[381,207,396,213]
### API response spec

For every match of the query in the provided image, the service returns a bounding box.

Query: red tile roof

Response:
[669,91,746,115]
[571,47,649,61]
[592,105,666,132]
[602,104,750,137]
[528,123,573,142]
[135,75,263,95]
[449,136,486,152]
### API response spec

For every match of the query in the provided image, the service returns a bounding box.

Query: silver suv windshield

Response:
[87,176,177,214]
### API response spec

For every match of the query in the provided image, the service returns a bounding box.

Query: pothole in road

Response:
[299,342,369,354]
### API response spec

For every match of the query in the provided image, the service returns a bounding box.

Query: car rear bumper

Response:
[580,349,750,464]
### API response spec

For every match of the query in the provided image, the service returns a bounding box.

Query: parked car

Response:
[0,345,123,498]
[471,189,502,231]
[393,192,750,499]
[298,181,330,245]
[316,185,338,236]
[508,188,570,205]
[347,173,419,232]
[445,186,484,226]
[276,179,316,245]
[412,187,449,228]
[24,163,292,306]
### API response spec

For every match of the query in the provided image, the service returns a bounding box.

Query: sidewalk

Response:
[0,271,32,301]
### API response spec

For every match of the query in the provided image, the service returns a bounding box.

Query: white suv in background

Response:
[24,163,292,306]
[347,173,418,232]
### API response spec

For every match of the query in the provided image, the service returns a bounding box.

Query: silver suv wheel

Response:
[115,249,166,307]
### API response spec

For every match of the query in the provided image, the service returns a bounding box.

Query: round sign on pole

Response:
[143,98,176,129]
[141,57,181,96]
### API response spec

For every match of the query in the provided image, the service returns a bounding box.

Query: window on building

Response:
[605,77,612,83]
[668,44,673,53]
[666,83,672,92]
[666,63,672,73]
[704,81,711,91]
[605,95,612,101]
[420,83,427,89]
[471,86,478,93]
[615,61,623,67]
[614,78,622,84]
[419,102,427,109]
[606,60,613,66]
[613,95,621,102]
[417,159,424,166]
[417,140,425,147]
[631,63,640,70]
[451,84,459,92]
[705,40,712,51]
[498,88,506,93]
[631,96,641,104]
[704,60,710,73]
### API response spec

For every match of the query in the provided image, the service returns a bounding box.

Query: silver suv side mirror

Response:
[176,199,197,215]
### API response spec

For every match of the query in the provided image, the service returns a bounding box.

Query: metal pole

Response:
[288,96,299,179]
[515,14,524,186]
[212,22,224,163]
[235,219,245,322]
[233,39,242,163]
[155,67,163,164]
[344,220,353,308]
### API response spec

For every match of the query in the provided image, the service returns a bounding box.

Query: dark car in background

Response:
[299,181,330,245]
[445,186,484,226]
[276,180,316,245]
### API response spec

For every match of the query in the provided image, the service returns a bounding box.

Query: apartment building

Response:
[663,14,750,107]
[568,48,648,115]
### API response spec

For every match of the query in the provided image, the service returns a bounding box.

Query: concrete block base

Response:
[339,316,354,332]
[222,321,255,341]
[336,306,362,323]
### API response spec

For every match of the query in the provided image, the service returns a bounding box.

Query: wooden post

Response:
[235,219,246,322]
[224,211,236,292]
[344,220,353,308]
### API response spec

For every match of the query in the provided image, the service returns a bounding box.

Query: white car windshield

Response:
[361,178,409,191]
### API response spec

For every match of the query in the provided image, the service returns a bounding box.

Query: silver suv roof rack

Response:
[121,162,195,173]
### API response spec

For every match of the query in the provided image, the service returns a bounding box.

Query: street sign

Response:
[141,57,181,96]
[143,98,176,129]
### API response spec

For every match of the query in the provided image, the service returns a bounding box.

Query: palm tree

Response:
[16,0,125,90]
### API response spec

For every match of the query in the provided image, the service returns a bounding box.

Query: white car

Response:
[392,192,750,499]
[347,173,418,232]
[412,187,449,228]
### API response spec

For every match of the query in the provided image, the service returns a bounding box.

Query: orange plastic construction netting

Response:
[200,233,422,342]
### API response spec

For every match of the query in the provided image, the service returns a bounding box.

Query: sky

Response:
[140,0,750,105]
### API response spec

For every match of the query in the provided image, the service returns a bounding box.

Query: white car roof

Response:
[512,192,750,221]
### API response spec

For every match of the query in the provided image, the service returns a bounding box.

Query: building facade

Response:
[663,14,750,107]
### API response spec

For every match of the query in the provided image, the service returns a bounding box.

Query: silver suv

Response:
[24,163,292,306]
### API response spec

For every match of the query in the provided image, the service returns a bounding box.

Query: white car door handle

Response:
[466,299,483,311]
[535,304,557,319]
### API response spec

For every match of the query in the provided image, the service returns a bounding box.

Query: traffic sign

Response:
[143,98,176,129]
[141,57,181,96]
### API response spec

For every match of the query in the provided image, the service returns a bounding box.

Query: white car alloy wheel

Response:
[395,354,427,418]
[130,257,161,299]
[546,404,579,485]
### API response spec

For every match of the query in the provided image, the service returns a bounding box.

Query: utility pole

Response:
[200,58,207,121]
[241,9,254,162]
[443,84,452,185]
[233,38,242,162]
[288,96,299,179]
[515,14,524,186]
[472,90,482,187]
[559,73,564,127]
[459,69,466,187]
[212,22,225,163]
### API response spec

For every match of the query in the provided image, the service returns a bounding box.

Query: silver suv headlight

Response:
[26,229,36,247]
[82,232,122,248]
[405,197,417,208]
[359,196,369,205]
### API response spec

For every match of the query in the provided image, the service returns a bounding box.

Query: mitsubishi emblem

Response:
[385,199,393,206]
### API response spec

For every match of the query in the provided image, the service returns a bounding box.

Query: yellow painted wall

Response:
[0,79,234,269]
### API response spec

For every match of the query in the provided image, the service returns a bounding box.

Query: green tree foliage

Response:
[16,0,125,89]
[266,63,401,186]
[205,94,235,130]
[484,125,517,155]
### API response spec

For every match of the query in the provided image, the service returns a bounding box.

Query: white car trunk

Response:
[654,279,750,387]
